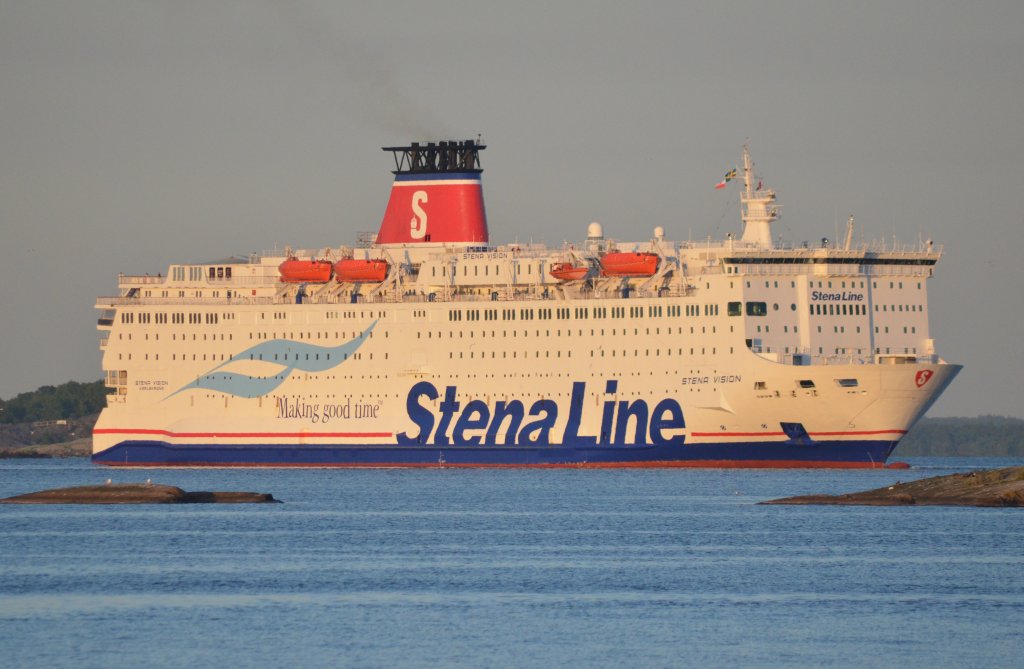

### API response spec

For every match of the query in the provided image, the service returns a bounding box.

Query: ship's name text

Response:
[134,379,168,392]
[811,291,864,302]
[398,380,685,447]
[681,375,742,385]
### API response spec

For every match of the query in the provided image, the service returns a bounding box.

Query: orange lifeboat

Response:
[335,258,390,283]
[549,262,589,282]
[599,252,659,277]
[278,258,333,283]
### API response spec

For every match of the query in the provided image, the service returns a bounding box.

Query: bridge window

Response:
[746,302,767,316]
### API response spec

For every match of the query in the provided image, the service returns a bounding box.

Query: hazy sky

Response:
[1,1,1021,418]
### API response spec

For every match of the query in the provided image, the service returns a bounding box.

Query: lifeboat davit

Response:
[599,252,659,277]
[549,262,589,282]
[278,258,333,283]
[335,259,390,283]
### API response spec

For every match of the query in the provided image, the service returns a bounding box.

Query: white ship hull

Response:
[93,298,959,468]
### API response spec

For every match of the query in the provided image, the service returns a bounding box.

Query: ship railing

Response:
[362,289,690,304]
[862,265,934,278]
[690,264,724,275]
[864,241,944,255]
[735,265,831,277]
[96,296,277,307]
[786,352,873,366]
[117,274,166,285]
[750,345,875,366]
[734,263,933,279]
[723,240,943,255]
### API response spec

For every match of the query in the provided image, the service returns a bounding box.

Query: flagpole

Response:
[743,144,753,201]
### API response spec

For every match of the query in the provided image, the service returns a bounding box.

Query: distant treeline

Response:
[897,416,1024,457]
[0,380,106,424]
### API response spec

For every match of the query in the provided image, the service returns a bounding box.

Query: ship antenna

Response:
[738,143,778,250]
[742,142,753,200]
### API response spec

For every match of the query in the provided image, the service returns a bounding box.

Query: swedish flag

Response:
[715,168,737,190]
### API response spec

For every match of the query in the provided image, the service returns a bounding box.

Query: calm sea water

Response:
[1,457,1022,668]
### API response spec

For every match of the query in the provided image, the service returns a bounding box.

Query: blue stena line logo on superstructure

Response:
[811,290,864,302]
[397,380,686,447]
[166,321,377,399]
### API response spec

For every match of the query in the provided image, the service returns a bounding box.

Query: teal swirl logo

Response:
[167,321,377,399]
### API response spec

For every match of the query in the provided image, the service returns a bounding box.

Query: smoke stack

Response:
[375,139,488,246]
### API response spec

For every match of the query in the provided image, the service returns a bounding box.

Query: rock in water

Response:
[760,466,1024,507]
[0,484,279,504]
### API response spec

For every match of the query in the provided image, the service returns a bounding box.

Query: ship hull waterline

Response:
[92,439,903,468]
[92,361,962,469]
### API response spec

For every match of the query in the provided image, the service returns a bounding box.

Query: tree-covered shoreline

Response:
[897,415,1024,457]
[0,380,106,425]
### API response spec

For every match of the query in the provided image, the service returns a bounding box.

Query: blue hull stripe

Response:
[92,439,899,467]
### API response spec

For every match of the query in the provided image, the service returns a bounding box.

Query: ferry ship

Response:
[92,140,960,467]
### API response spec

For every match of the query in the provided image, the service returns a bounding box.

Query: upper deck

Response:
[99,234,942,308]
[95,143,948,371]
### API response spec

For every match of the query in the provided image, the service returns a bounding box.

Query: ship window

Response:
[754,381,766,390]
[835,379,858,387]
[798,380,816,389]
[746,302,767,316]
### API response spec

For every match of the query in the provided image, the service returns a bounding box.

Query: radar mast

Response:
[740,145,780,248]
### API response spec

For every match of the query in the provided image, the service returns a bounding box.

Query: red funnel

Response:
[376,140,488,246]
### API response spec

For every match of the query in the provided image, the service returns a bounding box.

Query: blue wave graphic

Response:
[167,320,377,399]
